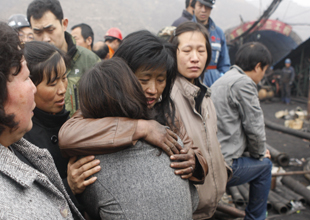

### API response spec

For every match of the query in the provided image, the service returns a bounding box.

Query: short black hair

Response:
[24,41,69,86]
[27,0,64,25]
[0,22,23,135]
[191,0,196,7]
[114,30,177,130]
[186,0,191,8]
[93,41,109,60]
[235,42,272,71]
[71,23,94,48]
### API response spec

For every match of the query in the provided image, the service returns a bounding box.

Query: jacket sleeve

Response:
[234,80,266,159]
[174,109,208,184]
[217,28,231,74]
[58,110,138,157]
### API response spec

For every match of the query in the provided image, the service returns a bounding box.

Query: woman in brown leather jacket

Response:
[76,57,199,219]
[59,30,207,184]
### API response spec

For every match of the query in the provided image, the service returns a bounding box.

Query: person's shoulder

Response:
[76,46,100,60]
[172,16,191,27]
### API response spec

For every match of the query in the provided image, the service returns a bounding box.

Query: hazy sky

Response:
[246,0,310,7]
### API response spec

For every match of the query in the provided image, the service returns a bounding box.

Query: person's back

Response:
[211,42,273,220]
[76,58,198,219]
[80,139,198,220]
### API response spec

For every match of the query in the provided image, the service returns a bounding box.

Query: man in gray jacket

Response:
[211,42,272,220]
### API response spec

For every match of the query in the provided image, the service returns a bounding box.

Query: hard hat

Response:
[197,0,216,8]
[285,58,291,64]
[8,14,30,30]
[104,28,123,41]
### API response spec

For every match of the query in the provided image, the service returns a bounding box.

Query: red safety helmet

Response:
[104,28,123,41]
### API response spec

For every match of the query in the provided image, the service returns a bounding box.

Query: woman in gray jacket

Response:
[0,22,83,219]
[76,57,199,220]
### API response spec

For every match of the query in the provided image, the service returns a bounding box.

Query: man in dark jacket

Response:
[281,58,295,104]
[172,0,194,27]
[27,0,100,116]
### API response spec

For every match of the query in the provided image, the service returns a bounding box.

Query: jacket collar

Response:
[32,107,70,128]
[0,142,38,188]
[230,65,246,75]
[192,14,216,30]
[182,9,193,20]
[175,75,211,98]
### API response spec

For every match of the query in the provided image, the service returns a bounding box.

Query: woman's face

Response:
[4,58,37,137]
[176,31,208,83]
[35,58,67,114]
[135,67,167,108]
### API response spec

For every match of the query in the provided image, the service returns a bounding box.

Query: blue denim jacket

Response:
[210,65,266,166]
[192,15,231,87]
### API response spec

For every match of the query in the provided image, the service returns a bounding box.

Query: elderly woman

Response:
[0,22,83,219]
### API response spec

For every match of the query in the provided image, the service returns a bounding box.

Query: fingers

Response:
[173,165,194,179]
[161,143,174,157]
[70,155,97,169]
[167,129,182,151]
[67,156,101,195]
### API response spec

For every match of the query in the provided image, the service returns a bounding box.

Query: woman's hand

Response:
[135,119,183,156]
[170,147,196,179]
[67,156,101,195]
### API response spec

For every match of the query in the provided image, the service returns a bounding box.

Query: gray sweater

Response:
[79,140,199,220]
[0,138,84,220]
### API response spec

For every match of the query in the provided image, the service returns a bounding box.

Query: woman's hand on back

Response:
[135,119,182,156]
[170,147,196,179]
[67,156,101,195]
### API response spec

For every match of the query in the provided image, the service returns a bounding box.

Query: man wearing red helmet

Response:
[104,27,122,57]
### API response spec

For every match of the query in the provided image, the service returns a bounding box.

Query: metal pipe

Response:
[216,204,246,218]
[266,143,290,167]
[228,186,245,207]
[264,119,310,140]
[237,184,249,202]
[277,184,306,204]
[272,170,310,177]
[268,190,289,214]
[281,175,310,205]
[269,189,292,208]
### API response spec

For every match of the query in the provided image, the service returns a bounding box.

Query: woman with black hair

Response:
[169,21,230,219]
[59,30,207,183]
[23,41,101,214]
[76,57,199,219]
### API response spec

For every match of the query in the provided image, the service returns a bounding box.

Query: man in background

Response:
[172,0,194,27]
[211,42,272,220]
[27,0,100,116]
[192,0,230,87]
[281,58,295,105]
[104,27,122,57]
[8,14,34,43]
[71,23,94,51]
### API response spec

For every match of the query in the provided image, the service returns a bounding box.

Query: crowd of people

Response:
[0,0,276,219]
